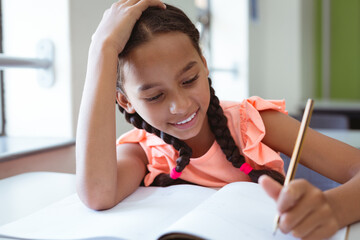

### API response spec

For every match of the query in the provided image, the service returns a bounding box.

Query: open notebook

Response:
[0,182,347,240]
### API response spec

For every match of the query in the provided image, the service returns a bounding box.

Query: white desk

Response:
[0,172,76,226]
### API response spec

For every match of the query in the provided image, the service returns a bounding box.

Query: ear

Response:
[116,92,136,114]
[201,55,209,77]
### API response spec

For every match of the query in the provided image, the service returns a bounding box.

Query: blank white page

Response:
[159,182,347,240]
[0,185,216,240]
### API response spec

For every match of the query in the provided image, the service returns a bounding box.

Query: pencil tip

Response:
[272,215,280,236]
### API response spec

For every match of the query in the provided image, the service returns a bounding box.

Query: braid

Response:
[117,105,193,186]
[207,78,285,185]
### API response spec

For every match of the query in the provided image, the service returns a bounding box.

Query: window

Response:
[0,0,76,159]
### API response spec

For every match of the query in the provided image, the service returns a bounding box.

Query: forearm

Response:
[76,43,119,209]
[325,171,360,228]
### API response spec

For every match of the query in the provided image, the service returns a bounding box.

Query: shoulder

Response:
[220,96,287,119]
[219,98,288,173]
[117,128,166,147]
[116,141,148,165]
[116,128,175,164]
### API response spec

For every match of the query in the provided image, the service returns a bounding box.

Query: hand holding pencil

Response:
[258,99,342,239]
[259,99,343,239]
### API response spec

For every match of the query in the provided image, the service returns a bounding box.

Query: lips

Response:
[170,109,199,129]
[175,112,197,125]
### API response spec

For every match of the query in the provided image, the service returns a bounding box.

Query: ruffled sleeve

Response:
[116,129,177,186]
[223,96,288,175]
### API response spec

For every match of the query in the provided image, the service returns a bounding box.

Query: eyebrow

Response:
[137,61,198,92]
[138,83,161,92]
[176,61,198,79]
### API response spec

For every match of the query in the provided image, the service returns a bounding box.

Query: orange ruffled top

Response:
[116,96,288,187]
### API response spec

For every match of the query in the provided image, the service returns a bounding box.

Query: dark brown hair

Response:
[116,4,284,186]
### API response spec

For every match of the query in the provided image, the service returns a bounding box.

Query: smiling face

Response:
[117,32,211,141]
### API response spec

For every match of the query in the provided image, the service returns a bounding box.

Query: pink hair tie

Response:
[239,162,253,175]
[170,168,182,179]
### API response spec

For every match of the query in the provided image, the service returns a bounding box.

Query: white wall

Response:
[68,0,133,139]
[210,0,249,101]
[249,0,315,114]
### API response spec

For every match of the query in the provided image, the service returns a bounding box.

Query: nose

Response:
[169,90,191,115]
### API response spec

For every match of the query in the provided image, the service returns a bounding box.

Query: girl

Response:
[76,1,360,239]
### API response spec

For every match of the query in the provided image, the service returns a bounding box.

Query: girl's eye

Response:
[182,74,199,85]
[145,93,163,102]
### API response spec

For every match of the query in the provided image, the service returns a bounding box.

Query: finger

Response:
[134,0,166,10]
[117,0,129,4]
[259,175,282,201]
[125,0,141,4]
[110,0,131,10]
[301,219,339,240]
[281,202,320,235]
[291,204,335,239]
[278,180,325,233]
[277,179,310,213]
[122,0,142,7]
[279,197,314,234]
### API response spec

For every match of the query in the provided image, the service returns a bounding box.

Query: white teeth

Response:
[176,112,196,125]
